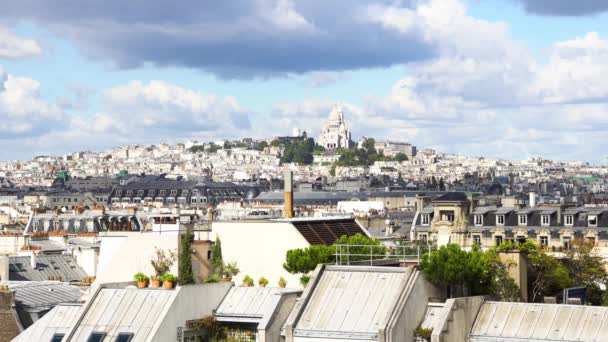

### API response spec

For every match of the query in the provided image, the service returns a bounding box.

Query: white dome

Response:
[329,106,343,121]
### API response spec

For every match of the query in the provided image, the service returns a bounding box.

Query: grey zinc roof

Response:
[473,207,494,215]
[494,207,515,215]
[420,207,435,214]
[9,254,88,282]
[12,304,82,342]
[70,288,178,341]
[294,266,414,340]
[215,287,296,323]
[470,301,608,342]
[0,281,81,310]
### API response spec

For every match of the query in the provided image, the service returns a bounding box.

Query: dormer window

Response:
[496,215,505,226]
[541,215,550,226]
[565,215,574,226]
[588,215,598,227]
[474,215,483,226]
[148,190,155,196]
[518,215,527,226]
[159,190,166,196]
[137,190,144,197]
[116,190,122,196]
[170,189,178,196]
[125,190,133,196]
[421,214,430,226]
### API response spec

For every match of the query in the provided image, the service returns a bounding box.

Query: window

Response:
[170,189,178,196]
[587,236,596,244]
[474,215,483,226]
[519,215,527,226]
[588,215,598,227]
[421,214,430,225]
[420,234,428,243]
[563,236,572,250]
[565,215,574,226]
[191,198,198,204]
[137,190,144,196]
[88,332,107,342]
[496,215,505,226]
[541,215,550,226]
[517,236,527,244]
[148,190,155,196]
[125,190,133,196]
[115,333,134,342]
[159,190,166,196]
[473,235,481,245]
[51,334,65,342]
[116,190,122,196]
[540,236,548,247]
[495,235,503,246]
[53,221,60,229]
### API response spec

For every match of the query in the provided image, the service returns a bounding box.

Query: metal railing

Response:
[334,242,434,266]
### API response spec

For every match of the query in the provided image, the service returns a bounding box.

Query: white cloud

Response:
[0,26,42,59]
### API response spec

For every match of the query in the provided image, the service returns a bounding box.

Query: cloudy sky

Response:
[1,0,608,162]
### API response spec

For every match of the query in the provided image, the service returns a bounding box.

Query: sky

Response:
[1,0,608,163]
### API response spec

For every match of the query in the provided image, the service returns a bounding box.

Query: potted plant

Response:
[258,277,269,287]
[203,274,221,283]
[161,273,177,289]
[134,273,149,288]
[278,277,287,288]
[414,327,433,342]
[222,261,240,281]
[150,247,176,288]
[242,275,254,287]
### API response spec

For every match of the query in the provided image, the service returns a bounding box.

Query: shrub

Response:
[258,277,269,287]
[203,274,221,283]
[414,327,433,340]
[242,275,254,287]
[178,227,195,285]
[278,277,287,288]
[161,273,177,282]
[300,275,311,287]
[222,262,240,279]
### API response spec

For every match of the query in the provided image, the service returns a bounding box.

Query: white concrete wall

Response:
[95,232,180,284]
[0,236,26,255]
[213,221,311,288]
[431,296,485,342]
[71,248,98,276]
[388,274,442,342]
[150,283,232,342]
[259,291,301,342]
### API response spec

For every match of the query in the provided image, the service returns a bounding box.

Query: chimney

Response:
[284,171,294,218]
[529,192,536,208]
[30,253,36,269]
[0,256,9,281]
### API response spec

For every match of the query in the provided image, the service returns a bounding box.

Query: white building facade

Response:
[318,105,352,150]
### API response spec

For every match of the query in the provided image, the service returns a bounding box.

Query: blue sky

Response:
[1,0,608,163]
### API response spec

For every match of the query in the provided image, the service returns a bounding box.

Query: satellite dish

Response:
[61,207,67,213]
[385,219,391,225]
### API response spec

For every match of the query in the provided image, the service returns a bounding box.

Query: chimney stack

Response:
[284,171,294,218]
[0,256,9,281]
[529,192,536,208]
[30,253,36,269]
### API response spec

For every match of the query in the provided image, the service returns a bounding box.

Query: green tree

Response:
[255,141,269,151]
[421,244,502,298]
[210,237,224,277]
[395,153,408,162]
[178,227,195,285]
[283,245,334,275]
[335,233,386,263]
[564,238,608,305]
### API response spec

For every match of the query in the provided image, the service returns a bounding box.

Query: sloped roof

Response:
[0,281,81,310]
[12,304,82,342]
[70,288,178,341]
[294,266,414,340]
[9,255,88,282]
[433,192,468,203]
[215,287,297,323]
[290,218,367,245]
[470,301,608,341]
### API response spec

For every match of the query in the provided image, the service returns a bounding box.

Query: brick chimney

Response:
[0,286,22,341]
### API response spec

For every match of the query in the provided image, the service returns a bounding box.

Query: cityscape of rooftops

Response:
[2,1,608,342]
